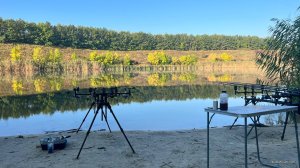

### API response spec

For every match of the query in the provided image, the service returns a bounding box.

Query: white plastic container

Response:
[219,90,228,110]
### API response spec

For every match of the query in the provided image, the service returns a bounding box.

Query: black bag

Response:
[40,136,67,152]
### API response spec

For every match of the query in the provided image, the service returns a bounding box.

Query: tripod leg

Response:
[101,107,112,133]
[281,112,289,140]
[105,106,108,122]
[101,106,104,121]
[107,104,135,153]
[76,104,101,159]
[76,102,95,133]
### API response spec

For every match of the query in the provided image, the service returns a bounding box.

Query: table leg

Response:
[281,112,290,140]
[245,117,248,168]
[293,111,300,167]
[253,116,261,160]
[230,117,239,130]
[207,112,210,168]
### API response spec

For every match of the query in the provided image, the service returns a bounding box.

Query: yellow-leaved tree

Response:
[10,45,21,62]
[89,51,98,61]
[48,48,62,63]
[123,54,131,65]
[220,53,233,61]
[32,47,46,65]
[207,53,218,62]
[147,51,171,65]
[71,52,77,60]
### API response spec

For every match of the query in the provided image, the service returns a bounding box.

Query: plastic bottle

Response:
[220,90,228,110]
[47,137,54,153]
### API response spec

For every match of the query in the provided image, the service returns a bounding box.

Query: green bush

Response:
[147,51,171,65]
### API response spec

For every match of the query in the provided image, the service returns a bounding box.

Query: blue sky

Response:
[0,0,299,37]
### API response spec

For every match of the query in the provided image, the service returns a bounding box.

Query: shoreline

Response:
[0,126,299,168]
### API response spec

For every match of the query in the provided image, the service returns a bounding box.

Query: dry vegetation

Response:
[0,43,258,64]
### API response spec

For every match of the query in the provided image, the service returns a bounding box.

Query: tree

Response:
[256,9,300,86]
[0,18,266,51]
[35,22,53,45]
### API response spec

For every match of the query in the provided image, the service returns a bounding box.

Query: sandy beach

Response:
[0,125,299,168]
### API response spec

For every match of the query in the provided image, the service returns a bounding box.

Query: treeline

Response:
[0,18,266,51]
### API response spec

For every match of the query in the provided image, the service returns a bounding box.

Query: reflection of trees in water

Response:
[0,84,230,119]
[263,112,297,126]
[207,74,232,82]
[0,92,90,120]
[33,77,63,92]
[11,79,23,95]
[147,73,171,86]
[264,113,284,126]
[71,79,78,87]
[34,78,47,93]
[90,74,119,87]
[171,73,197,82]
[123,73,133,84]
[49,78,62,91]
[89,74,136,87]
[147,73,197,86]
[0,72,258,96]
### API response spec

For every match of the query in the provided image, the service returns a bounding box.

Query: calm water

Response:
[0,72,288,136]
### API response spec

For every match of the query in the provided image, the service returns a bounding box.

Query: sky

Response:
[0,0,299,37]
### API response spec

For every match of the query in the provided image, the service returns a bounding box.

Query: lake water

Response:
[0,72,288,136]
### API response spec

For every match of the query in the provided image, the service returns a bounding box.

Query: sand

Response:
[0,126,299,168]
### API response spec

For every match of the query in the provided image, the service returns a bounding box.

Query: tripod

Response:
[74,87,135,159]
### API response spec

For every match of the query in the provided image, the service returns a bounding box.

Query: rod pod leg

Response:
[101,107,112,132]
[76,102,95,133]
[107,103,135,153]
[76,104,101,159]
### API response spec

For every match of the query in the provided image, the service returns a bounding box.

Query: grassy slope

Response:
[0,43,258,64]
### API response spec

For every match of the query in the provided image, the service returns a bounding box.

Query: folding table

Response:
[205,105,300,168]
